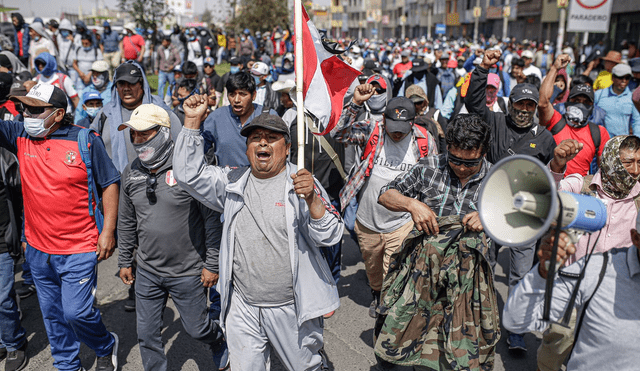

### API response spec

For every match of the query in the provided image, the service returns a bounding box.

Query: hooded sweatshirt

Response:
[91,61,183,172]
[11,13,29,58]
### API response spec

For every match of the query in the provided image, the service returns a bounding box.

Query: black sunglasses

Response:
[447,151,483,167]
[374,87,386,94]
[614,75,631,81]
[17,103,47,116]
[146,174,157,205]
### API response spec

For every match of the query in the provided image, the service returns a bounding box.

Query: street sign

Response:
[503,6,511,17]
[435,23,446,35]
[400,15,407,24]
[567,0,613,33]
[372,28,378,35]
[473,7,482,18]
[557,0,569,8]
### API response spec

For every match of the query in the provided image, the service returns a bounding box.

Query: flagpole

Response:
[295,0,305,171]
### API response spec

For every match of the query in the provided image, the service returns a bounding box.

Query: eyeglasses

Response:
[374,87,386,94]
[613,75,631,81]
[447,151,483,167]
[18,104,47,117]
[146,174,157,205]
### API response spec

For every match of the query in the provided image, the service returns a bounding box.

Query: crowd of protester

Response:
[0,10,639,371]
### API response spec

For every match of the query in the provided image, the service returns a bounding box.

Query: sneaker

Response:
[210,320,229,370]
[96,332,118,371]
[123,298,135,312]
[15,284,35,299]
[5,341,28,371]
[318,346,330,371]
[368,299,378,318]
[507,333,527,352]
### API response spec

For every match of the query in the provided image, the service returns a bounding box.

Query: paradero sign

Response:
[566,0,613,33]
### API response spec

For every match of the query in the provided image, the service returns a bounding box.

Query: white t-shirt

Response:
[187,41,203,67]
[523,64,542,81]
[75,47,102,75]
[34,72,78,112]
[254,85,266,106]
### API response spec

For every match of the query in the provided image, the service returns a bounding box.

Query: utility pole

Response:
[502,4,510,41]
[473,0,480,43]
[426,3,432,40]
[556,0,568,51]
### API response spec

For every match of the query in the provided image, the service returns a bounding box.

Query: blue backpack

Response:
[77,128,104,233]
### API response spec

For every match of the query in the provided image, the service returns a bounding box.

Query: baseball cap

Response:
[118,104,170,131]
[240,113,290,139]
[204,57,215,66]
[229,56,242,65]
[401,50,411,57]
[568,84,594,102]
[447,59,457,68]
[629,58,640,73]
[91,60,110,72]
[612,63,632,78]
[271,80,295,93]
[250,62,269,76]
[411,57,428,72]
[384,97,416,134]
[487,73,500,88]
[405,84,428,104]
[440,52,450,60]
[521,50,534,59]
[114,63,143,84]
[366,74,387,90]
[82,90,103,103]
[364,59,381,72]
[509,83,539,104]
[11,83,68,109]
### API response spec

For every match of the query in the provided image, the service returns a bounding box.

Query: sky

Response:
[2,0,330,20]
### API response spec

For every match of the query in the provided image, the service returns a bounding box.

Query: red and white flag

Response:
[295,6,361,135]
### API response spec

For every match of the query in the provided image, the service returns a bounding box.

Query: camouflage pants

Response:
[374,216,500,370]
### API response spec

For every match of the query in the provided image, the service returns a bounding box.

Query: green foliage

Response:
[118,0,172,30]
[229,0,290,33]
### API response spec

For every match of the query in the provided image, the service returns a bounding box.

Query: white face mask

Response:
[24,109,57,138]
[85,106,101,118]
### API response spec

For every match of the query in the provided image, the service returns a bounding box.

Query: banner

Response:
[566,0,613,33]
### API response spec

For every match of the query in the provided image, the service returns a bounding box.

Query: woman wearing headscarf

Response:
[550,135,640,264]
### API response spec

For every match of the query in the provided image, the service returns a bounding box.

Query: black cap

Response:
[0,54,11,70]
[411,58,429,72]
[229,56,242,66]
[240,113,290,139]
[384,97,415,134]
[114,63,143,84]
[509,83,539,104]
[0,72,11,98]
[363,59,381,72]
[568,84,594,102]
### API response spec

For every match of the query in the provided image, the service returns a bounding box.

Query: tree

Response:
[229,0,289,33]
[201,8,213,25]
[118,0,173,30]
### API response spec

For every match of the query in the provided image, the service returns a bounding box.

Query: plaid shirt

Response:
[331,102,438,211]
[380,154,490,217]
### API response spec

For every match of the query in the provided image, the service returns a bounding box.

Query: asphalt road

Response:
[7,231,541,370]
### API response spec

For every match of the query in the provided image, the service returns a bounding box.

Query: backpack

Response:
[549,116,602,158]
[77,128,104,233]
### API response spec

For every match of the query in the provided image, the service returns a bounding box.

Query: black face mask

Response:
[564,101,593,128]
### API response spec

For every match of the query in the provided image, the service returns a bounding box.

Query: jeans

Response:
[136,267,223,371]
[0,252,26,352]
[26,245,115,371]
[21,259,33,285]
[343,197,359,243]
[320,199,343,284]
[157,71,175,100]
[489,240,536,295]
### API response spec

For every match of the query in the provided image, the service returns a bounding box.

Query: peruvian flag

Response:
[295,6,361,135]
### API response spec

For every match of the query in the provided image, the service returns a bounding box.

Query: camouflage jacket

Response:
[374,215,500,370]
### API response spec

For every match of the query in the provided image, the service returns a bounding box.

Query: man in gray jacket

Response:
[117,104,226,370]
[173,94,343,371]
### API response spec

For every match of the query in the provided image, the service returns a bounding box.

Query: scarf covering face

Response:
[599,135,640,199]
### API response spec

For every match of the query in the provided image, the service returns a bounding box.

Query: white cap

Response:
[522,50,534,59]
[118,104,170,131]
[124,23,136,33]
[250,62,269,76]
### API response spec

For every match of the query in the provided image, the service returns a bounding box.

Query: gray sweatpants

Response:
[226,289,324,371]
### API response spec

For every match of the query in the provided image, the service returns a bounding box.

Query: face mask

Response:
[91,73,107,89]
[24,109,57,138]
[283,62,292,70]
[508,103,535,128]
[85,106,101,119]
[265,74,273,83]
[241,37,246,41]
[60,30,69,38]
[132,126,174,170]
[34,36,40,42]
[83,46,92,52]
[565,102,593,128]
[253,75,261,85]
[230,66,240,74]
[190,36,196,41]
[550,85,563,104]
[367,94,386,112]
[486,88,498,106]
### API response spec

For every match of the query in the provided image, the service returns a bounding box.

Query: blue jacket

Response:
[12,24,30,59]
[173,132,343,328]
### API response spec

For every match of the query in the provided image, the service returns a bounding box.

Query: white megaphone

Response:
[478,155,607,247]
